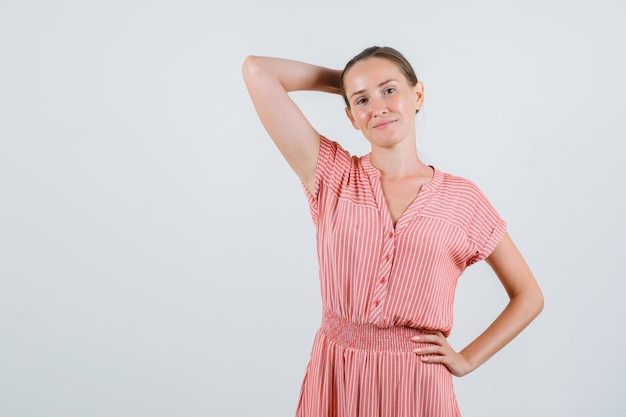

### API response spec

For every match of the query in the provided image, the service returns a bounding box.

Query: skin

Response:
[242,54,544,377]
[342,58,433,225]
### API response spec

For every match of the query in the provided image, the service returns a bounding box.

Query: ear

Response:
[414,81,425,112]
[345,107,361,130]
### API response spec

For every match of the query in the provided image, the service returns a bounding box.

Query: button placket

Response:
[368,229,395,322]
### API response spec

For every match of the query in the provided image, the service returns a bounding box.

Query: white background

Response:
[1,1,625,416]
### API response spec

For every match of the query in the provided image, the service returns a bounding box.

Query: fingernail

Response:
[413,348,422,353]
[411,336,420,341]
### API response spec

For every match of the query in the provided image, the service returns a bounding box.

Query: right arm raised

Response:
[242,56,342,194]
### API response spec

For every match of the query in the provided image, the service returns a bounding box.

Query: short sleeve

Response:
[465,185,507,266]
[301,135,351,226]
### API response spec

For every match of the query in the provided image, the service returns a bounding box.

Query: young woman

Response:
[242,46,543,417]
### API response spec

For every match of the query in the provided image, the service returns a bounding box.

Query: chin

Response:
[365,132,405,147]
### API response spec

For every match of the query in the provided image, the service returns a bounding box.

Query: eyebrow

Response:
[348,79,398,100]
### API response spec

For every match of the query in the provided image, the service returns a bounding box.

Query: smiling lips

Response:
[372,119,396,129]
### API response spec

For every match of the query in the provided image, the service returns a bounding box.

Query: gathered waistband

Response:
[320,310,425,352]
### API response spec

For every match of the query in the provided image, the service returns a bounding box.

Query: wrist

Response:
[458,350,479,376]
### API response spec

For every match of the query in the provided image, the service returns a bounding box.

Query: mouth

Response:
[372,119,396,129]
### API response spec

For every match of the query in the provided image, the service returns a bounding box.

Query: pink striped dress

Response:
[295,136,507,417]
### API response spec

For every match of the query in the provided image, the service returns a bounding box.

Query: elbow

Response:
[242,55,263,82]
[535,288,545,317]
[526,285,544,321]
[242,55,254,79]
[512,282,544,321]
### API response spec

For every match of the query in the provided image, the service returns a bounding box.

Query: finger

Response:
[419,330,445,337]
[419,354,449,365]
[412,345,445,356]
[411,334,444,345]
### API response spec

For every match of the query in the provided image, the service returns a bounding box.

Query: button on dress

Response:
[296,136,507,417]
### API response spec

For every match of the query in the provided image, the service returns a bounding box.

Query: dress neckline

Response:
[361,153,442,230]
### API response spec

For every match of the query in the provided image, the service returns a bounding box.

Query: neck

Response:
[369,142,430,180]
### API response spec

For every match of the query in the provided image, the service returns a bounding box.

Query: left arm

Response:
[412,232,544,376]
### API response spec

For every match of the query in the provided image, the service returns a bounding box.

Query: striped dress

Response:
[295,136,507,417]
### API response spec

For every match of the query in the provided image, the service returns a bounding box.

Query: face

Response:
[343,57,424,148]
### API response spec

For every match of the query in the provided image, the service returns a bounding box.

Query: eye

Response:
[383,87,396,95]
[355,97,368,106]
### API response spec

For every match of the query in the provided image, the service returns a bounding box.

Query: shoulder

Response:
[318,135,365,174]
[428,169,506,258]
[435,169,491,205]
[319,135,350,159]
[424,167,503,227]
[309,135,366,197]
[314,135,378,203]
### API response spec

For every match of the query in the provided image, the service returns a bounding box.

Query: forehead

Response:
[343,57,405,93]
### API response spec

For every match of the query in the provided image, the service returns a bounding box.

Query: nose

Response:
[371,97,388,116]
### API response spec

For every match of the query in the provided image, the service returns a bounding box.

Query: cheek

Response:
[356,109,370,123]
